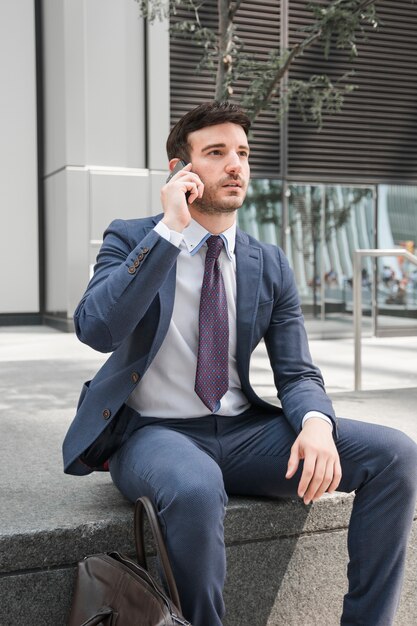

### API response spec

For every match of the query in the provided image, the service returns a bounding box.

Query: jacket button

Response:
[133,259,140,268]
[142,248,149,254]
[102,409,111,420]
[138,253,144,261]
[131,372,140,384]
[128,266,136,274]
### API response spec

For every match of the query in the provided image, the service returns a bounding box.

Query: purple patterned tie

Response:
[195,235,229,412]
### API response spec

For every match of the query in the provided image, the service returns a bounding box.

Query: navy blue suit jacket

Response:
[62,214,336,475]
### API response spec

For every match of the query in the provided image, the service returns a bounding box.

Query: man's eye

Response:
[208,150,222,156]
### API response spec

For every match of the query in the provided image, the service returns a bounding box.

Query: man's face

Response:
[187,122,250,215]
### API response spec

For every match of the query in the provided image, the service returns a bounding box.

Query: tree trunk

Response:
[215,0,233,100]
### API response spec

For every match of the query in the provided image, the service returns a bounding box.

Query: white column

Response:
[42,0,151,324]
[0,0,39,315]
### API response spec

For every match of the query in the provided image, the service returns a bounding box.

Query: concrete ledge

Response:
[1,385,417,625]
[1,493,416,626]
[0,491,357,625]
[0,492,355,576]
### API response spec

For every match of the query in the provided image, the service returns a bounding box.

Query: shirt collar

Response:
[182,218,236,261]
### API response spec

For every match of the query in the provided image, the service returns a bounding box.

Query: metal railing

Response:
[353,248,417,390]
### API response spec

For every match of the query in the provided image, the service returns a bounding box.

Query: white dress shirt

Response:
[127,218,331,429]
[127,219,250,418]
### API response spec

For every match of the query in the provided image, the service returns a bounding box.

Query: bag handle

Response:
[79,606,115,625]
[134,496,182,611]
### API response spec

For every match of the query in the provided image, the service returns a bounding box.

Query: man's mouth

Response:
[222,180,242,188]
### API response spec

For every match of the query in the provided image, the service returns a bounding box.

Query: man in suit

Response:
[63,101,417,626]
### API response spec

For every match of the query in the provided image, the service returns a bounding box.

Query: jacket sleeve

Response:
[74,219,180,353]
[264,248,337,435]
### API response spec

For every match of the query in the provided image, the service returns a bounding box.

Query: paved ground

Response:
[1,321,416,421]
[1,320,417,395]
[254,317,417,395]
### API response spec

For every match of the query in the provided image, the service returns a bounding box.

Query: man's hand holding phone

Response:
[161,161,204,232]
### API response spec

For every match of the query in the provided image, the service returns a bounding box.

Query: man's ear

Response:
[168,158,181,172]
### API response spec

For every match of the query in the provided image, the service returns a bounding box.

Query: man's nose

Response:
[225,152,242,174]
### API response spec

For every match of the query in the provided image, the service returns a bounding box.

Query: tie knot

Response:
[206,235,224,260]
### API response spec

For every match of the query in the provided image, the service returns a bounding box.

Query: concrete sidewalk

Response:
[2,321,417,395]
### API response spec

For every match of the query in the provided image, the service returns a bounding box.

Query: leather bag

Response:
[68,497,191,625]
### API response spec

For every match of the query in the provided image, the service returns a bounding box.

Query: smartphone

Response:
[166,159,191,201]
[166,159,188,183]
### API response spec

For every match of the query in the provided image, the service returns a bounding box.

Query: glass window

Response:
[376,184,417,334]
[239,179,282,247]
[239,180,417,337]
[287,184,375,322]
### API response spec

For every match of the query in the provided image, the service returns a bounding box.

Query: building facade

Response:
[1,0,416,334]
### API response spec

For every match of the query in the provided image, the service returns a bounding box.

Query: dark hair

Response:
[166,101,251,161]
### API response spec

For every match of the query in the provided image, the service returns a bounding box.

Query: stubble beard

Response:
[192,177,247,216]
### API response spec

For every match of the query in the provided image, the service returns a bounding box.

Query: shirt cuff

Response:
[302,411,333,431]
[154,221,184,248]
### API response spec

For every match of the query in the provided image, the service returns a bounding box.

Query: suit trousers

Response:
[109,407,417,626]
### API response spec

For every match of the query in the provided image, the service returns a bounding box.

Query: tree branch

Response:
[229,0,242,21]
[247,0,379,120]
[139,0,382,126]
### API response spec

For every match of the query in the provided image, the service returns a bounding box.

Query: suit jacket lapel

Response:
[235,228,262,372]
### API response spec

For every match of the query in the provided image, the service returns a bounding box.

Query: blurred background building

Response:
[1,0,416,337]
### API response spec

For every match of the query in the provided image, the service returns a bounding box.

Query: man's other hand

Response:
[285,417,342,505]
